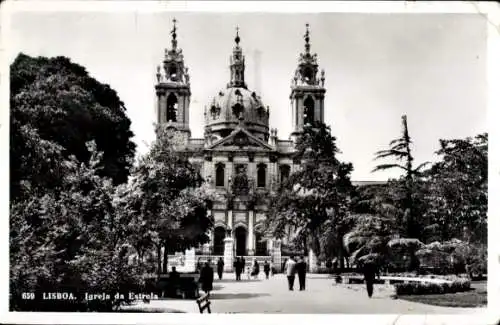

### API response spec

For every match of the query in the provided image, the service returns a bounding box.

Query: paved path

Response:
[126,273,486,314]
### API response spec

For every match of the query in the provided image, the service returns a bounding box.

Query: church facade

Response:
[154,21,328,263]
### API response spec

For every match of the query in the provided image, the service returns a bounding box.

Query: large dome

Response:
[204,86,270,141]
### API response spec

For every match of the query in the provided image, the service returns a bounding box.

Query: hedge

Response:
[394,278,471,296]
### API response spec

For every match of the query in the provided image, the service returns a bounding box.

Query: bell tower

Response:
[290,23,326,142]
[155,18,191,140]
[227,27,247,89]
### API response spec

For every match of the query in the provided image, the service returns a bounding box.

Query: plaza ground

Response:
[123,273,486,314]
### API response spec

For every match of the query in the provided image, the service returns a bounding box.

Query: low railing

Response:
[194,255,275,268]
[196,255,224,264]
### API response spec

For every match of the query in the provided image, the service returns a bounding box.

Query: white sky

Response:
[8,11,487,181]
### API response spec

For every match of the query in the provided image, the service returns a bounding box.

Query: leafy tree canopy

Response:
[267,122,354,260]
[424,133,488,243]
[10,142,142,311]
[10,53,136,200]
[119,125,218,274]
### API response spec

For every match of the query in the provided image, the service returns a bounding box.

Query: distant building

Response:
[154,20,382,263]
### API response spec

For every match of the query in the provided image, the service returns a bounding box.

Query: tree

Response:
[372,115,429,239]
[424,133,488,243]
[267,122,354,268]
[119,125,217,277]
[10,53,136,201]
[10,142,143,311]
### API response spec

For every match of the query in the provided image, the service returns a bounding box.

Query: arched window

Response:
[257,163,267,188]
[280,164,290,184]
[168,65,178,78]
[215,163,225,187]
[304,67,313,83]
[166,93,178,122]
[213,227,226,256]
[304,96,314,126]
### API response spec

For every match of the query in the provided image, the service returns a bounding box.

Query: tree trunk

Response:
[303,237,308,258]
[162,242,169,273]
[336,235,345,271]
[156,244,162,279]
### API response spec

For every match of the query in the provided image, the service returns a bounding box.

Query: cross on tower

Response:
[235,26,240,44]
[304,23,310,53]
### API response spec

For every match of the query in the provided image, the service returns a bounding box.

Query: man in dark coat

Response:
[263,260,271,279]
[168,266,180,297]
[234,257,241,281]
[241,257,246,273]
[199,261,214,295]
[362,261,379,298]
[217,257,224,280]
[296,256,307,291]
[252,260,260,279]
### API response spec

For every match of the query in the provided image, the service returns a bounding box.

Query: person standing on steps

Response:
[216,257,224,280]
[284,256,297,291]
[263,260,271,279]
[296,256,307,291]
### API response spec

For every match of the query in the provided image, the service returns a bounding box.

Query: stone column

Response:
[271,239,282,271]
[247,211,255,256]
[159,93,166,124]
[226,161,233,190]
[308,249,318,273]
[227,210,233,230]
[223,237,234,272]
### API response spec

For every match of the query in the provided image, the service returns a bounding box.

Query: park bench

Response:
[196,293,211,314]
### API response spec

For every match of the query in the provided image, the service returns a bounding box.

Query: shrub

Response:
[394,278,471,296]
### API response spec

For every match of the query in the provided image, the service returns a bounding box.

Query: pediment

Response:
[208,128,274,151]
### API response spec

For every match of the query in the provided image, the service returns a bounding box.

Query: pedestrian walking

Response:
[167,266,180,297]
[263,260,271,279]
[362,261,379,298]
[199,260,214,295]
[234,257,241,281]
[296,256,307,291]
[217,257,224,280]
[251,259,260,279]
[284,256,297,291]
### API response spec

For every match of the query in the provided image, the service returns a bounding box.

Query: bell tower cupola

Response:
[290,23,326,142]
[227,27,247,89]
[155,18,191,140]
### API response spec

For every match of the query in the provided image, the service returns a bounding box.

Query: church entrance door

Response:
[213,227,226,255]
[234,226,247,256]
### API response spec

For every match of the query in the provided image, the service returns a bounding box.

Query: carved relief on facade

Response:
[233,212,247,224]
[255,213,266,224]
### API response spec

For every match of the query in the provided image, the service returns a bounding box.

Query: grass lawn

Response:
[398,281,487,308]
